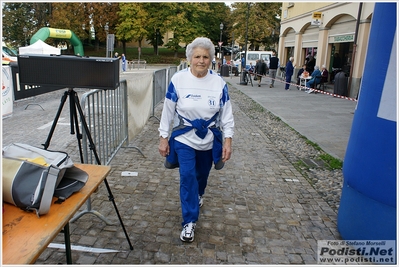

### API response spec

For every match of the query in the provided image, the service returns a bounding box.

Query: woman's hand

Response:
[158,137,170,157]
[222,137,232,162]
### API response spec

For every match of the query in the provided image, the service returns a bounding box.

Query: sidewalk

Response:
[2,71,349,264]
[225,73,357,160]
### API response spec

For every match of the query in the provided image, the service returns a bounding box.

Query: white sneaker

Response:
[307,89,314,94]
[199,195,204,208]
[180,222,196,242]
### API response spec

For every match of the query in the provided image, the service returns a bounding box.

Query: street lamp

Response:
[244,3,249,60]
[240,3,250,85]
[154,28,160,56]
[219,22,224,71]
[23,26,27,46]
[82,23,86,45]
[104,23,109,57]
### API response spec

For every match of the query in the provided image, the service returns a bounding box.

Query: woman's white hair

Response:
[186,37,215,62]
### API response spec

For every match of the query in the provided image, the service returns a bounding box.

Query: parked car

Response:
[2,42,18,64]
[231,45,240,54]
[225,46,240,56]
[215,46,232,56]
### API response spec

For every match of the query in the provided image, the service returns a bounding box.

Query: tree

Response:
[162,2,231,57]
[3,2,277,57]
[143,3,172,55]
[231,2,282,51]
[48,3,118,52]
[80,3,119,51]
[202,3,232,46]
[115,2,231,57]
[47,2,86,50]
[256,2,281,50]
[2,2,52,47]
[116,3,148,55]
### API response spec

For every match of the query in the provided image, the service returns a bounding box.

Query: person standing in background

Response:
[285,57,294,90]
[268,51,279,88]
[241,53,246,72]
[306,55,315,74]
[254,59,267,87]
[121,53,126,72]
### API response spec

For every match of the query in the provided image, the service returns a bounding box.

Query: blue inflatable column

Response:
[337,3,397,240]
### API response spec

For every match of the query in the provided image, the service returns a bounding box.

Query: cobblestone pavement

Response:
[3,80,342,264]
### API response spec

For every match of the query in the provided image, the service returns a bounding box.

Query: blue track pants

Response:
[175,141,213,226]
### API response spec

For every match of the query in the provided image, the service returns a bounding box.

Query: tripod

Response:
[42,88,133,253]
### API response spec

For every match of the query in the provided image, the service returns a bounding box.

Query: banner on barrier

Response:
[2,65,13,118]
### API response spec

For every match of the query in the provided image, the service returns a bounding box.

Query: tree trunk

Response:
[122,41,126,55]
[94,38,99,51]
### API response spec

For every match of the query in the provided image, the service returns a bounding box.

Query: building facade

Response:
[278,2,375,98]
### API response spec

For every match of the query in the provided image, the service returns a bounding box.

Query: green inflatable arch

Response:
[30,27,84,56]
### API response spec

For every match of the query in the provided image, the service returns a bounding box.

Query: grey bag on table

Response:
[2,143,88,217]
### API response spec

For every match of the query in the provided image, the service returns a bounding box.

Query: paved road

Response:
[2,71,355,264]
[226,74,357,160]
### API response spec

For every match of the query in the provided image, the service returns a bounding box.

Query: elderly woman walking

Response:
[158,37,235,242]
[285,57,295,90]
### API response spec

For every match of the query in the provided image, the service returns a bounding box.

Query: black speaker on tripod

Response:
[17,54,120,92]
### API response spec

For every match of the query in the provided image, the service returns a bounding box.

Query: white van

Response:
[232,51,274,70]
[2,42,18,64]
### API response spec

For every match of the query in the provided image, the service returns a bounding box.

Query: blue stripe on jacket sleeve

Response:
[165,82,178,102]
[220,84,230,107]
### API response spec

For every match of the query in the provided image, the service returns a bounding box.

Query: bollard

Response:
[333,71,348,96]
[220,64,230,77]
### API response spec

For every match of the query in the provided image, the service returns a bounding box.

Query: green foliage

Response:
[2,3,52,47]
[231,2,282,50]
[117,2,231,56]
[75,2,119,43]
[319,154,343,170]
[305,139,322,151]
[116,3,148,45]
[2,2,282,55]
[84,46,185,65]
[294,160,311,172]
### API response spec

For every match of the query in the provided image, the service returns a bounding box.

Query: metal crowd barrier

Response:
[80,79,129,166]
[72,79,128,224]
[127,60,147,70]
[151,61,187,120]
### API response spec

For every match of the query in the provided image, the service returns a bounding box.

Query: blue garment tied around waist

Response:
[165,112,224,170]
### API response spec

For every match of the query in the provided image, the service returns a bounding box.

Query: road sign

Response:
[311,12,322,26]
